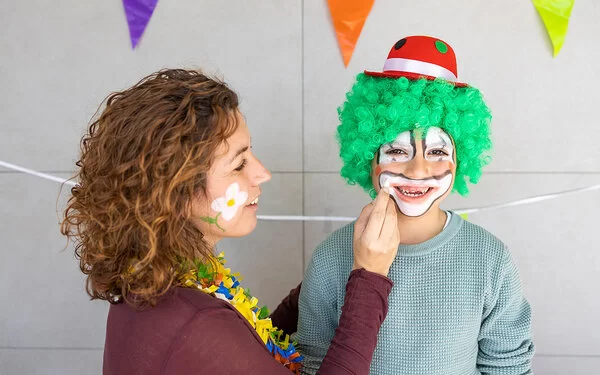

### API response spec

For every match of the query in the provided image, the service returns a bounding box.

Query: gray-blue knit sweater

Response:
[297,213,534,375]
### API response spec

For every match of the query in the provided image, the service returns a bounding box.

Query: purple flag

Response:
[123,0,159,49]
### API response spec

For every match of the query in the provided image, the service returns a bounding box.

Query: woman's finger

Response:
[379,198,399,247]
[354,202,373,235]
[362,188,391,244]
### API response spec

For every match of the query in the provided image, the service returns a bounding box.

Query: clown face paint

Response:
[376,126,455,217]
[378,130,415,164]
[379,171,453,217]
[423,126,454,163]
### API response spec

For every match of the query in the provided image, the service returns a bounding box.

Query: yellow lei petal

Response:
[255,319,274,344]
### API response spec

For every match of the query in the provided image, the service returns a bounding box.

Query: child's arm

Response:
[477,250,535,374]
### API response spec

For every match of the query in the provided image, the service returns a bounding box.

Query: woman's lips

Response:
[245,196,259,209]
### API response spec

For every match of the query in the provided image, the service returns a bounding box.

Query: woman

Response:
[61,69,400,374]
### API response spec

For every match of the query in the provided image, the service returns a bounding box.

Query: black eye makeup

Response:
[378,131,416,164]
[428,149,449,156]
[386,148,409,155]
[424,127,454,163]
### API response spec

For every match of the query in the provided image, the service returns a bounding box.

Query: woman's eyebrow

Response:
[228,145,249,164]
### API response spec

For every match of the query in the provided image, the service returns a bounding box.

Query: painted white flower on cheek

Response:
[210,183,248,221]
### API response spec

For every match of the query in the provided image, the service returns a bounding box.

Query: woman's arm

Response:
[164,189,398,374]
[163,270,391,375]
[316,269,392,374]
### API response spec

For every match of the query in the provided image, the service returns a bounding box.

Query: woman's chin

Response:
[223,216,258,238]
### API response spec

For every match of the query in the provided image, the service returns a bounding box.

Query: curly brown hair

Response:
[61,69,240,307]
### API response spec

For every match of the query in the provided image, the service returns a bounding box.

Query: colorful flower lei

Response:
[179,252,303,374]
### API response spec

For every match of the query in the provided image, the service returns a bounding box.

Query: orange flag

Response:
[327,0,375,67]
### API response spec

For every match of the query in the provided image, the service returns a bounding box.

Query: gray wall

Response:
[1,0,599,373]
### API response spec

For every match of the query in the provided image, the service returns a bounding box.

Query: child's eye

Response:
[386,149,407,155]
[234,159,247,172]
[429,149,448,156]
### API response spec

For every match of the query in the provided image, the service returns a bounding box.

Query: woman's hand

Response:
[352,187,400,277]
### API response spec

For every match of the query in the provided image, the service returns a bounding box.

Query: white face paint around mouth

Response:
[379,172,453,217]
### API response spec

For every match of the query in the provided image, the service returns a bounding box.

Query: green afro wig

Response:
[337,73,492,197]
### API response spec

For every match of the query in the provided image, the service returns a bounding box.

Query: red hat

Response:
[365,36,468,87]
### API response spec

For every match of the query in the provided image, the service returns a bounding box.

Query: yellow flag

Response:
[533,0,575,57]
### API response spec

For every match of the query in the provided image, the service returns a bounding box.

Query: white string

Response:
[0,160,76,186]
[454,183,600,215]
[257,215,356,222]
[2,160,599,222]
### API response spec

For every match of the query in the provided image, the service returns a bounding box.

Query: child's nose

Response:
[403,155,430,179]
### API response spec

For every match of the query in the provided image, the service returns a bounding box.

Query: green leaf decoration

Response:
[198,212,226,232]
[258,305,270,320]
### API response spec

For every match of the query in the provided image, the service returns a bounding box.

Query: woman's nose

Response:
[252,158,271,185]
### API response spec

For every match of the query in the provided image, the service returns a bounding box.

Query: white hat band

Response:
[383,58,457,81]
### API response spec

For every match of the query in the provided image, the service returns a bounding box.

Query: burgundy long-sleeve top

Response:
[103,269,392,374]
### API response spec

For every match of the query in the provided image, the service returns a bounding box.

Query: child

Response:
[297,36,534,375]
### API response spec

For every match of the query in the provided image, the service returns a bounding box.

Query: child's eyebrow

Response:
[426,142,451,148]
[387,141,413,147]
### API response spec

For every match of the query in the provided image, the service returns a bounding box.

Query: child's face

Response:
[371,126,456,217]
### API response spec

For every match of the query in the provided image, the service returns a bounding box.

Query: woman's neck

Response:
[202,235,219,253]
[397,208,447,245]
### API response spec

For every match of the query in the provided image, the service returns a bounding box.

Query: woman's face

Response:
[191,112,271,245]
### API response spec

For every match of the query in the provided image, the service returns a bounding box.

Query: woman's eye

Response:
[429,149,448,156]
[234,159,247,172]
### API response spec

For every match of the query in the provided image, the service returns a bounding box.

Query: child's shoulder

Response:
[310,221,355,267]
[454,216,510,264]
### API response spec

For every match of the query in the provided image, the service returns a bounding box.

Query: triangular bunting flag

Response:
[123,0,159,49]
[533,0,574,57]
[327,0,375,67]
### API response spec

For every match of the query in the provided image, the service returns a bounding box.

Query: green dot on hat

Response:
[435,40,448,54]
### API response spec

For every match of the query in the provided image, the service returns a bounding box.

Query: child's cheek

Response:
[426,160,452,175]
[374,165,382,177]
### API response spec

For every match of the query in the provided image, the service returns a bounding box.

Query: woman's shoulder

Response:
[104,288,265,374]
[172,287,230,311]
[108,287,235,330]
[106,287,247,352]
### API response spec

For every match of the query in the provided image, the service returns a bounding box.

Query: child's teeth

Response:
[397,187,430,196]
